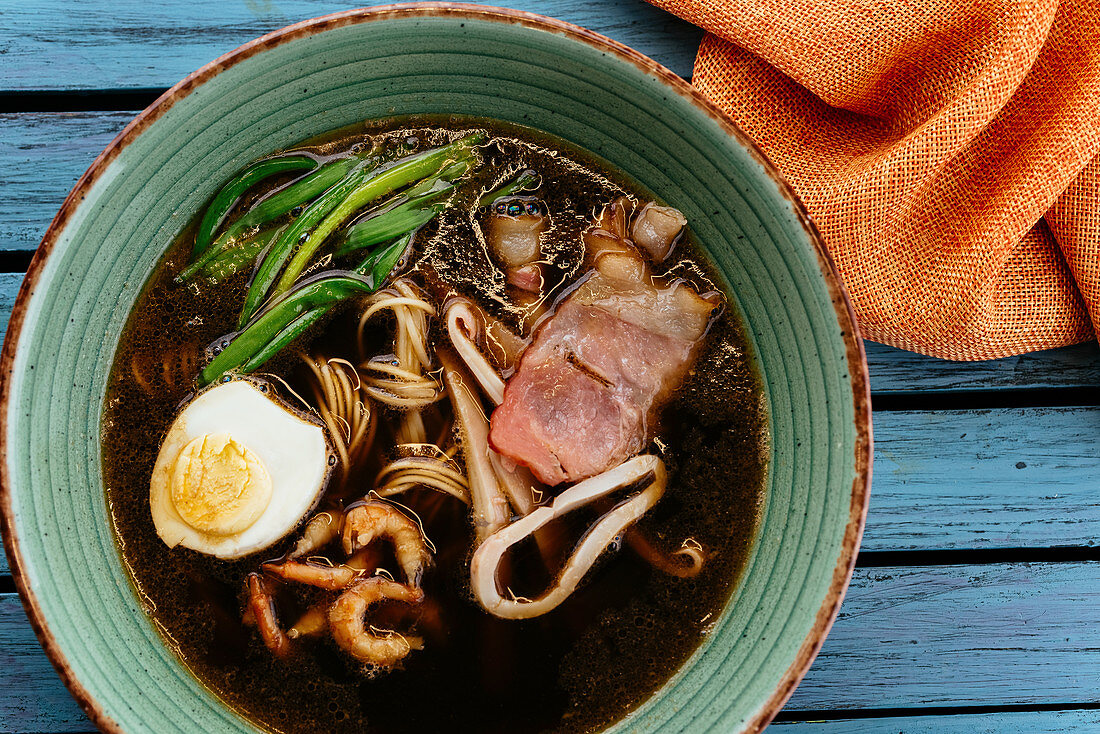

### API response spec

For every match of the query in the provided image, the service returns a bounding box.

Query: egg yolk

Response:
[169,433,273,536]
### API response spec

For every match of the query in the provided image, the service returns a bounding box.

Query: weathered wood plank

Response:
[3,563,1099,729]
[0,271,23,578]
[0,0,700,93]
[788,562,1100,710]
[865,340,1100,394]
[0,273,19,342]
[865,406,1100,551]
[775,709,1100,733]
[0,595,89,733]
[0,112,134,252]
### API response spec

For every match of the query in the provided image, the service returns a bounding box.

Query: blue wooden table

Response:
[2,2,1099,732]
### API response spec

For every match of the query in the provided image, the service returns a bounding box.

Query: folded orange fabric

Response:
[650,0,1100,359]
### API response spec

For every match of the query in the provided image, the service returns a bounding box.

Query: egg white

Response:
[150,379,331,559]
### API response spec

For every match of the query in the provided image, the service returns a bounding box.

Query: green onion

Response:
[226,155,363,239]
[197,233,414,385]
[358,233,414,287]
[193,153,317,259]
[237,306,329,374]
[480,168,539,206]
[200,272,376,386]
[337,188,453,255]
[406,159,471,197]
[269,132,484,303]
[199,226,283,285]
[178,154,366,283]
[336,158,469,254]
[238,161,376,327]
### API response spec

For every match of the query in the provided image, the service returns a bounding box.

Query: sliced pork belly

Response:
[489,266,717,486]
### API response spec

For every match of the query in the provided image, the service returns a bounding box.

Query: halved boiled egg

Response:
[150,379,331,559]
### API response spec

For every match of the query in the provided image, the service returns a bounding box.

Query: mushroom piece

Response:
[445,299,506,405]
[629,201,687,262]
[445,302,548,519]
[470,454,667,619]
[486,197,546,269]
[439,350,511,543]
[442,318,566,568]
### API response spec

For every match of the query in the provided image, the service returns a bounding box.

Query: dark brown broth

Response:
[102,117,768,734]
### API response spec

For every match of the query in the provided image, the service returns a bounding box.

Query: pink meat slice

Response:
[489,271,715,486]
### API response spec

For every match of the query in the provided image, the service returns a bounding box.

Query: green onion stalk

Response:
[258,132,485,315]
[197,226,284,285]
[197,233,413,387]
[196,159,461,284]
[479,168,540,207]
[236,159,381,326]
[178,153,367,283]
[336,159,471,256]
[192,153,317,259]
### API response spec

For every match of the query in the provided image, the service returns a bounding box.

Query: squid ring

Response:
[470,454,666,619]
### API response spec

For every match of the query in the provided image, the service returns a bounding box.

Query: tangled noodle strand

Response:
[357,279,443,444]
[301,355,375,487]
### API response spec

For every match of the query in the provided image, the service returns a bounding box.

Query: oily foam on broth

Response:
[102,116,768,734]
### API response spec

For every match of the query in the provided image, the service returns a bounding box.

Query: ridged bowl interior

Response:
[1,6,870,733]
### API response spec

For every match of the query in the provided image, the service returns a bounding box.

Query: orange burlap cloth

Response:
[648,0,1100,359]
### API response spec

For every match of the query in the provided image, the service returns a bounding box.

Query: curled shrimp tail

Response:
[342,501,433,587]
[329,577,426,667]
[246,573,292,658]
[625,530,705,578]
[263,558,363,591]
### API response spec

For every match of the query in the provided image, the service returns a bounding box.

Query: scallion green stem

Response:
[226,155,364,240]
[237,306,329,374]
[180,154,369,283]
[480,168,539,206]
[193,153,317,258]
[336,158,469,254]
[197,225,283,284]
[338,193,448,255]
[197,234,414,386]
[269,132,484,302]
[201,273,376,386]
[238,162,376,327]
[361,234,413,286]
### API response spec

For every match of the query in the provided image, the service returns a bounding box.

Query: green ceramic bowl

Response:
[1,5,870,732]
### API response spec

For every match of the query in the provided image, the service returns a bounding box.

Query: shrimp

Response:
[329,578,425,666]
[625,531,705,578]
[342,501,431,586]
[288,604,328,639]
[262,558,362,591]
[246,573,291,658]
[290,510,344,558]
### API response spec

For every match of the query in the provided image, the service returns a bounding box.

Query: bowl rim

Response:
[0,4,872,732]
